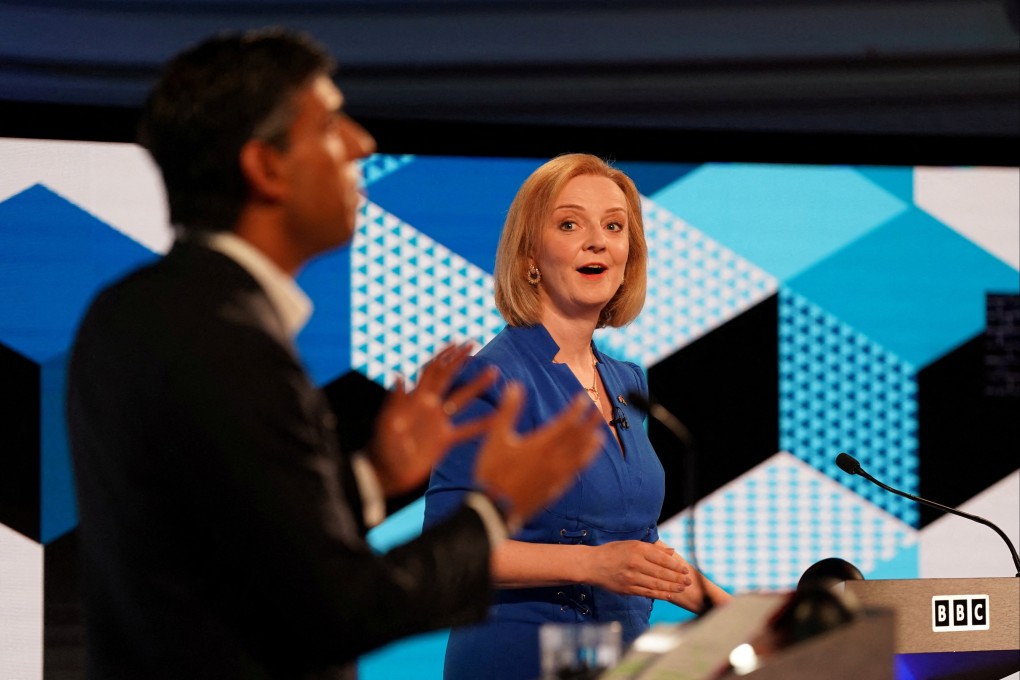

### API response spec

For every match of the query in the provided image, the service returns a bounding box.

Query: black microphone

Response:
[609,403,629,430]
[629,390,715,614]
[835,452,1020,577]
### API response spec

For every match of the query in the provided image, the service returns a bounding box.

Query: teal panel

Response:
[855,166,915,204]
[367,497,425,553]
[359,629,448,680]
[788,208,1020,369]
[650,163,909,282]
[363,499,445,678]
[649,603,697,626]
[865,543,919,580]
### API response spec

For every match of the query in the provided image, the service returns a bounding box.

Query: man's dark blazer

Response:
[67,241,492,680]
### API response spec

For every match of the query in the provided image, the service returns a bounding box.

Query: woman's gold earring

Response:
[527,265,541,286]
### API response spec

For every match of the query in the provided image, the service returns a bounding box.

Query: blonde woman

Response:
[425,154,730,679]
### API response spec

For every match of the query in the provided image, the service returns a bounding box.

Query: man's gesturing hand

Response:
[370,344,497,497]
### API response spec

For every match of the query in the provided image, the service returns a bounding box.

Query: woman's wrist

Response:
[567,543,595,585]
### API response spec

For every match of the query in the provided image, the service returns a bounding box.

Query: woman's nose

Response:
[584,229,607,251]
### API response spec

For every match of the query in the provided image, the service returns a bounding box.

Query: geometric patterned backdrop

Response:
[1,139,1017,679]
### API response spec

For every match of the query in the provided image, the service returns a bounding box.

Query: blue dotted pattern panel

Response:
[778,289,919,524]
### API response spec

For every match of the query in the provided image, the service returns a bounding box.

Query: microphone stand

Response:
[836,452,1020,577]
[631,392,715,615]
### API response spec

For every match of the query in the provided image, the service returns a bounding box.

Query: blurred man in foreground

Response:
[66,28,602,680]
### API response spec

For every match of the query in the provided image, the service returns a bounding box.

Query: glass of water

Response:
[539,621,622,679]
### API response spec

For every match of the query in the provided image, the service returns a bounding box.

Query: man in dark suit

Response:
[66,28,602,680]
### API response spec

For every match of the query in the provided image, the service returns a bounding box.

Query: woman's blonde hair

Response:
[494,153,647,328]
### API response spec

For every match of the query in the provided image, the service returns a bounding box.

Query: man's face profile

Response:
[275,75,376,256]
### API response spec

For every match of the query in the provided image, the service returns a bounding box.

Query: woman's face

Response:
[532,174,630,324]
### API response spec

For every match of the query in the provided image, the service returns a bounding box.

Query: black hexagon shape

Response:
[0,341,40,541]
[917,294,1020,528]
[647,295,780,522]
[321,370,389,455]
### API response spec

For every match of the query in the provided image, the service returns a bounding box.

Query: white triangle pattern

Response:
[657,452,917,593]
[601,197,777,366]
[351,201,505,388]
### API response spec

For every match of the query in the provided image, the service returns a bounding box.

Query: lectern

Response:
[603,592,896,679]
[844,577,1020,680]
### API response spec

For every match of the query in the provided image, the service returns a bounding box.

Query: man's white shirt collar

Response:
[202,231,312,337]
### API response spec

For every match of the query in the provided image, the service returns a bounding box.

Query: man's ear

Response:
[239,139,287,202]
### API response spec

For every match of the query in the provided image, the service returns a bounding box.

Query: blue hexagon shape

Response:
[0,184,157,543]
[296,245,352,387]
[364,156,543,274]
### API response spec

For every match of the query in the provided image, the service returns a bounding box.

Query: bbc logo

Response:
[932,594,990,632]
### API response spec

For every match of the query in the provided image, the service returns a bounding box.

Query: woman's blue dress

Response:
[424,324,666,680]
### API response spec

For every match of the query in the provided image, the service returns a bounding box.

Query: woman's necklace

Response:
[553,352,602,410]
[585,355,600,405]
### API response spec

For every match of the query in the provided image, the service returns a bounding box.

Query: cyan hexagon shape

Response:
[650,164,910,282]
[788,207,1020,369]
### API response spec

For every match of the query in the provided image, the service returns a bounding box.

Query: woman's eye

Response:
[606,222,624,232]
[559,221,577,231]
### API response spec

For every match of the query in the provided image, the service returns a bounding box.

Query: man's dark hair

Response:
[138,28,335,232]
